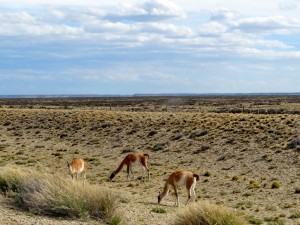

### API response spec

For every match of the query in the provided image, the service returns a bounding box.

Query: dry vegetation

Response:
[0,96,300,225]
[0,166,121,224]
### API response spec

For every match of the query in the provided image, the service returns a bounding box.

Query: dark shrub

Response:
[287,137,300,149]
[189,130,208,139]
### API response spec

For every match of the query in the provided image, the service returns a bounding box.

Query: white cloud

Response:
[138,22,193,37]
[198,21,227,36]
[210,7,240,23]
[208,8,300,35]
[102,0,185,22]
[1,0,300,95]
[219,33,291,49]
[231,16,300,33]
[236,48,300,60]
[247,64,274,71]
[283,66,295,71]
[279,2,297,11]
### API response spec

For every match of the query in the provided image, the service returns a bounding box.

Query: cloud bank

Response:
[0,0,300,94]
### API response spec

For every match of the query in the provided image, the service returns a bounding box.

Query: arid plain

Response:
[0,96,300,225]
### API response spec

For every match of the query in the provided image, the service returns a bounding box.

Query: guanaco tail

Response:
[67,158,87,186]
[157,170,199,207]
[109,153,150,181]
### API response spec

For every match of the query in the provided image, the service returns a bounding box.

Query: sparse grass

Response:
[289,211,300,219]
[172,202,251,225]
[0,144,9,150]
[0,165,122,224]
[264,216,285,225]
[151,207,167,213]
[245,215,263,225]
[235,201,253,210]
[1,98,300,225]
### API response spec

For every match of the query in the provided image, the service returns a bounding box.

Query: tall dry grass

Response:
[172,201,251,225]
[0,165,122,224]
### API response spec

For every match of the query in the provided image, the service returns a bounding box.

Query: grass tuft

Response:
[172,202,251,225]
[245,215,263,224]
[151,207,167,214]
[0,165,122,224]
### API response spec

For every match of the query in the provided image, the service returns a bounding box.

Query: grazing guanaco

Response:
[67,158,87,186]
[157,170,199,207]
[109,153,150,181]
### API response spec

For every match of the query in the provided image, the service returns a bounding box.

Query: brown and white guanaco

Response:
[109,153,150,181]
[67,158,87,186]
[157,170,199,207]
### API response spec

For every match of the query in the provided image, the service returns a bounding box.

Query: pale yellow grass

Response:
[0,165,122,225]
[172,201,251,225]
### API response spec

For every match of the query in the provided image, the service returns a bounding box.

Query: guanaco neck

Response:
[114,159,127,175]
[160,182,171,199]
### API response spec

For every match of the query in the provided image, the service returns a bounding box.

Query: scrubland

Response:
[0,96,299,225]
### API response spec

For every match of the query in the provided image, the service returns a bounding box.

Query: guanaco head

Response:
[109,172,116,181]
[193,174,200,181]
[67,161,71,170]
[157,191,162,204]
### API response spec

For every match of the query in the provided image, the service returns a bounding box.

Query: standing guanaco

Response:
[157,170,199,207]
[109,153,150,181]
[67,158,87,186]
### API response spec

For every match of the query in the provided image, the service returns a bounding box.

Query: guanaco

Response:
[157,170,199,207]
[109,153,150,181]
[67,158,87,186]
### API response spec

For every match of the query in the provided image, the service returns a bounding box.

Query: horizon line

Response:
[1,92,300,98]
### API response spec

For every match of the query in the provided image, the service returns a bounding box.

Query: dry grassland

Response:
[0,96,300,225]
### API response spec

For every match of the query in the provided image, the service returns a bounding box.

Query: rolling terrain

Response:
[0,96,300,225]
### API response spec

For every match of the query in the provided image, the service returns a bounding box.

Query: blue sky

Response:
[0,0,300,95]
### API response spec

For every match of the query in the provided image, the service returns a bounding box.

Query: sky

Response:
[1,0,300,95]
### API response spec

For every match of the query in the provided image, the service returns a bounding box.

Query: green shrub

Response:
[232,176,239,181]
[151,207,167,214]
[152,142,167,151]
[249,180,260,189]
[172,202,251,225]
[271,181,281,189]
[245,215,263,225]
[189,130,208,139]
[110,215,122,225]
[203,171,212,177]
